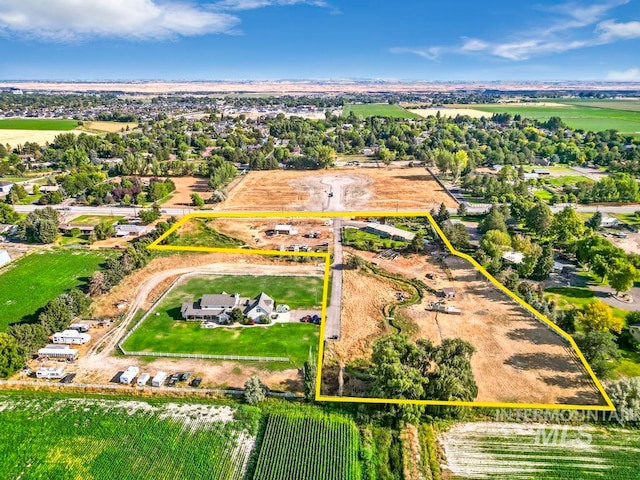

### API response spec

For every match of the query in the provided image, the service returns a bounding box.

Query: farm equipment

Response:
[428,301,462,315]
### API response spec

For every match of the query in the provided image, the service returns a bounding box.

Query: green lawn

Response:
[343,104,421,119]
[613,213,640,226]
[533,189,553,201]
[0,118,79,131]
[70,215,124,225]
[0,250,107,329]
[343,227,408,250]
[470,104,640,136]
[543,175,592,187]
[122,274,323,365]
[18,193,43,205]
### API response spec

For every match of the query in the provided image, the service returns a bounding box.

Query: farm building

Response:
[52,329,91,345]
[441,287,456,298]
[115,224,149,238]
[181,291,275,322]
[36,367,66,379]
[59,223,95,235]
[364,224,415,242]
[120,366,140,384]
[630,324,640,343]
[37,345,78,361]
[533,169,551,176]
[0,181,14,194]
[0,249,10,267]
[600,216,620,228]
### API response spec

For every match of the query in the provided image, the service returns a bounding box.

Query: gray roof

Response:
[244,292,274,314]
[201,294,239,309]
[116,225,147,234]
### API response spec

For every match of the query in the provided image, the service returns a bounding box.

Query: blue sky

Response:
[0,0,638,81]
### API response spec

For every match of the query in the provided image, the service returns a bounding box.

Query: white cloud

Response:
[606,67,640,80]
[388,47,442,60]
[460,38,489,52]
[597,19,640,40]
[491,39,592,60]
[0,0,240,40]
[214,0,329,10]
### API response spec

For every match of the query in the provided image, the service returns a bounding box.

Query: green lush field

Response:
[0,250,106,329]
[253,412,361,480]
[0,394,255,480]
[70,215,124,225]
[442,422,640,479]
[470,104,640,136]
[554,98,640,112]
[343,104,421,119]
[343,227,409,250]
[543,175,592,187]
[0,118,79,130]
[172,219,245,248]
[122,274,322,364]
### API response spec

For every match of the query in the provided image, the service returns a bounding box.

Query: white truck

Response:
[137,372,150,386]
[120,366,140,384]
[36,367,66,379]
[152,371,167,387]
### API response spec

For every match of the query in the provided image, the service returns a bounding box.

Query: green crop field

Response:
[553,98,640,112]
[122,274,322,365]
[343,104,421,119]
[253,412,361,480]
[469,104,640,136]
[0,118,79,130]
[0,394,255,480]
[0,250,106,329]
[441,422,640,479]
[70,215,125,225]
[172,219,245,248]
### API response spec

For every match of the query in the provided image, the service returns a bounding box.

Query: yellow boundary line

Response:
[147,211,615,411]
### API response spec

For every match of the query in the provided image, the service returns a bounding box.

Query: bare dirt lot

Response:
[161,176,211,208]
[221,167,457,212]
[327,249,607,406]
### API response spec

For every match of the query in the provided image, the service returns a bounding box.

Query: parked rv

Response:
[152,371,167,387]
[120,366,139,384]
[137,373,150,386]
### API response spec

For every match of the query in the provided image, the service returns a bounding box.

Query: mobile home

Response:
[152,371,167,387]
[137,372,150,386]
[120,366,140,384]
[36,367,66,379]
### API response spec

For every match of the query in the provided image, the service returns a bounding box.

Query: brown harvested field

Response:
[328,249,607,406]
[160,176,211,208]
[0,129,79,146]
[80,121,139,133]
[221,167,457,212]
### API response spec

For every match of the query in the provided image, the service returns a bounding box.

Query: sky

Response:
[0,0,639,81]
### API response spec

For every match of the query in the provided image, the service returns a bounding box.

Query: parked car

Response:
[60,373,76,384]
[170,372,182,382]
[180,372,191,381]
[190,377,202,388]
[167,378,177,387]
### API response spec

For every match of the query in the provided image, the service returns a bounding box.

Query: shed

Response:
[273,224,298,235]
[441,287,456,298]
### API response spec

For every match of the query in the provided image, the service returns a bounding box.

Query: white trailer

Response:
[36,367,66,379]
[137,372,150,386]
[120,366,140,384]
[152,371,167,387]
[52,329,91,345]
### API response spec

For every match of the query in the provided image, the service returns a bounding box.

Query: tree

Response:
[480,229,511,260]
[457,203,468,217]
[435,203,450,224]
[533,244,554,280]
[442,222,470,250]
[139,208,160,225]
[577,301,623,334]
[346,255,365,270]
[0,202,18,224]
[378,146,396,166]
[410,231,424,253]
[551,207,584,246]
[229,307,245,324]
[574,330,620,378]
[478,205,507,233]
[8,323,48,353]
[591,254,609,283]
[608,259,637,295]
[303,347,317,402]
[88,271,107,297]
[525,202,553,236]
[20,207,60,244]
[94,222,115,241]
[244,375,268,404]
[190,192,205,207]
[586,211,602,230]
[0,333,24,378]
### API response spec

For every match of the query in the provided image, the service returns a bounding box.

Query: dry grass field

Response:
[80,121,139,133]
[327,250,607,406]
[0,129,76,146]
[222,167,457,212]
[160,176,211,208]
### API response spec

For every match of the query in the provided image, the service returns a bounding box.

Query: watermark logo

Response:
[534,425,592,447]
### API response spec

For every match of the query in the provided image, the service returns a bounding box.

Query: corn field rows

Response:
[0,395,253,480]
[253,413,361,480]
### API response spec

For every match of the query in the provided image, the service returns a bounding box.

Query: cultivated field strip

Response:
[441,422,640,479]
[253,412,361,480]
[0,395,255,480]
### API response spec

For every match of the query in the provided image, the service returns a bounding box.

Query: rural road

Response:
[325,217,343,340]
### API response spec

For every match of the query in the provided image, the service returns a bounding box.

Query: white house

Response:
[244,292,275,321]
[600,216,620,228]
[52,329,91,345]
[0,181,14,194]
[629,324,640,343]
[0,249,10,268]
[115,224,148,238]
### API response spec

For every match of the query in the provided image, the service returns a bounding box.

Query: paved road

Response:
[325,217,343,340]
[13,204,196,218]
